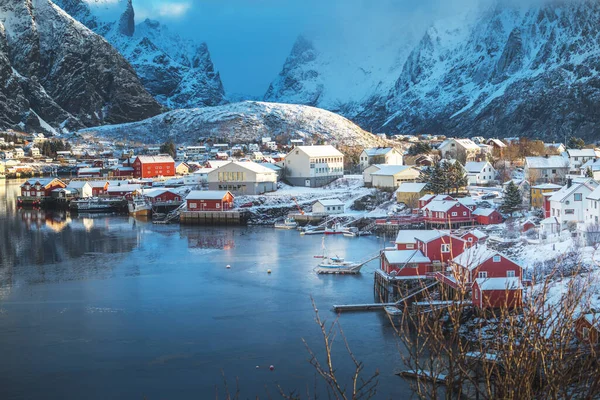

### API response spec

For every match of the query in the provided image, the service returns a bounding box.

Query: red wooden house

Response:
[418,194,454,209]
[422,200,475,228]
[381,250,431,277]
[20,178,66,199]
[132,155,175,179]
[106,184,141,198]
[472,208,503,225]
[522,220,536,232]
[143,189,183,204]
[89,181,109,196]
[451,245,523,284]
[460,229,488,245]
[414,230,469,265]
[111,166,134,177]
[575,312,600,344]
[394,229,427,250]
[543,193,553,218]
[186,190,234,211]
[472,277,523,309]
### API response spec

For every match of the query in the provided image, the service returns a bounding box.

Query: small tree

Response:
[448,161,468,195]
[501,181,523,214]
[586,167,594,178]
[567,137,585,150]
[407,142,432,156]
[160,141,176,158]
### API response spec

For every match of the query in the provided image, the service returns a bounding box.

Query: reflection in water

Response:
[182,228,236,250]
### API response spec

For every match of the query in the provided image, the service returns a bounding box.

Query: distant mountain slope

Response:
[78,101,387,149]
[54,0,226,109]
[266,0,600,141]
[0,0,161,134]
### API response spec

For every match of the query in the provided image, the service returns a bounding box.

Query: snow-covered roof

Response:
[193,167,215,175]
[564,149,598,158]
[384,250,431,265]
[475,277,523,291]
[395,229,427,244]
[233,161,278,174]
[413,230,451,244]
[462,229,488,239]
[136,155,175,164]
[472,208,498,217]
[23,178,59,187]
[78,168,101,173]
[453,245,519,270]
[532,183,563,190]
[396,182,428,193]
[487,139,506,148]
[186,190,233,200]
[458,197,477,207]
[580,159,600,171]
[295,145,343,157]
[419,194,435,201]
[423,200,460,212]
[315,198,344,207]
[363,147,394,157]
[439,138,480,151]
[207,160,231,168]
[67,181,90,189]
[464,162,489,173]
[369,165,415,176]
[106,184,141,193]
[587,185,600,201]
[541,217,560,225]
[525,156,570,169]
[548,180,597,203]
[88,181,109,188]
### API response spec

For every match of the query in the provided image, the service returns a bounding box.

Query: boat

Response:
[314,256,364,274]
[342,227,359,237]
[274,217,298,229]
[128,197,152,217]
[384,305,403,318]
[343,231,357,238]
[70,197,126,213]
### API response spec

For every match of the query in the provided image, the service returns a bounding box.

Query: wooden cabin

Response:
[186,190,234,211]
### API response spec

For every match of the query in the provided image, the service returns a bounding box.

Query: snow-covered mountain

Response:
[77,101,387,149]
[0,0,161,134]
[267,0,600,141]
[54,0,226,109]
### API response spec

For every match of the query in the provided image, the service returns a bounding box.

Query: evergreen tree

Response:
[160,141,176,158]
[407,142,432,156]
[448,161,468,195]
[567,137,585,150]
[501,181,523,214]
[586,167,594,178]
[420,164,444,194]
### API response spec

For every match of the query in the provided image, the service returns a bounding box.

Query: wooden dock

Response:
[180,210,247,225]
[333,302,398,312]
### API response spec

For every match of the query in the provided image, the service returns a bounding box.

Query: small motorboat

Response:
[128,197,152,217]
[314,256,363,274]
[384,305,403,318]
[274,217,298,229]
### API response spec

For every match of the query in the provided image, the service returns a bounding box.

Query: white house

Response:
[312,199,345,215]
[584,185,600,226]
[545,143,566,154]
[438,138,481,161]
[282,145,344,187]
[580,159,600,180]
[29,147,40,157]
[66,181,93,198]
[465,161,496,185]
[525,156,570,184]
[549,179,598,228]
[208,161,277,195]
[359,147,403,170]
[561,149,600,172]
[368,165,421,189]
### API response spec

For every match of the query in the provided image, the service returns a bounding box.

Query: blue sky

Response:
[120,0,480,98]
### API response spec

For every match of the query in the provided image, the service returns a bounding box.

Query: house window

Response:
[565,209,575,215]
[441,244,450,253]
[468,237,473,242]
[406,244,414,249]
[507,270,515,277]
[583,327,590,340]
[452,212,457,216]
[474,290,479,300]
[552,169,557,174]
[493,256,501,262]
[189,203,197,209]
[463,212,467,216]
[478,271,488,279]
[574,193,582,201]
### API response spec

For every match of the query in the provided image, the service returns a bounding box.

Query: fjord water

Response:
[0,180,410,399]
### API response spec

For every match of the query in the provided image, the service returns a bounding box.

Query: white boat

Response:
[384,305,403,318]
[343,231,357,238]
[128,197,152,217]
[274,217,298,229]
[71,198,121,213]
[314,256,363,274]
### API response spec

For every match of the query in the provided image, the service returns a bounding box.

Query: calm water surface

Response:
[0,180,411,399]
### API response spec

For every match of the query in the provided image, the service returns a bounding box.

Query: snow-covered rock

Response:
[0,0,161,134]
[54,0,226,109]
[77,101,387,149]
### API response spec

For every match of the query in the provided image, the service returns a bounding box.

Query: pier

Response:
[180,210,248,225]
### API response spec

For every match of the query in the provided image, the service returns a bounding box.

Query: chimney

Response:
[567,178,572,188]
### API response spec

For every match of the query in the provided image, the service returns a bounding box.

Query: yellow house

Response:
[531,183,562,208]
[396,182,429,208]
[175,162,191,175]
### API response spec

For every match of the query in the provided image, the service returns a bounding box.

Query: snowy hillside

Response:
[54,0,226,109]
[0,0,161,134]
[78,101,387,148]
[266,0,600,141]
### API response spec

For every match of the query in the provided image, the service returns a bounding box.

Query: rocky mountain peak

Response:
[117,0,134,37]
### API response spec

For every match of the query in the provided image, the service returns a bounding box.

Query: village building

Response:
[561,149,600,173]
[421,198,475,228]
[20,178,66,199]
[472,208,503,225]
[460,229,488,245]
[77,167,102,178]
[451,245,523,284]
[575,312,600,344]
[1,151,14,160]
[465,161,496,185]
[540,216,561,237]
[106,183,141,197]
[368,165,420,189]
[580,158,600,180]
[418,194,455,209]
[530,183,562,209]
[549,179,598,228]
[395,229,436,250]
[110,166,135,177]
[175,162,191,175]
[13,148,24,158]
[89,181,110,196]
[486,139,507,155]
[66,181,92,198]
[312,199,345,215]
[404,154,434,167]
[29,147,40,157]
[472,277,523,309]
[140,188,183,204]
[132,155,175,179]
[438,138,481,162]
[282,145,344,187]
[358,147,403,170]
[524,156,570,184]
[380,250,432,277]
[206,160,230,169]
[544,142,566,154]
[415,230,469,266]
[395,182,429,208]
[458,197,477,211]
[186,190,234,212]
[208,161,277,195]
